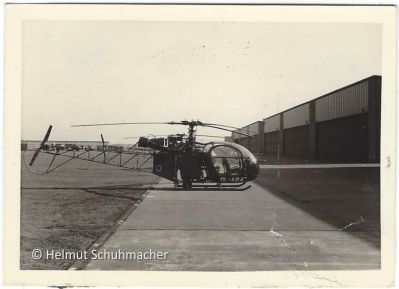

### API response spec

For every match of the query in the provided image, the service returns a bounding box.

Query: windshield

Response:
[203,142,258,163]
[210,146,241,158]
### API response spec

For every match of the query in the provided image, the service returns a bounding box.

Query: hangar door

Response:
[283,125,310,159]
[316,113,368,162]
[264,132,279,155]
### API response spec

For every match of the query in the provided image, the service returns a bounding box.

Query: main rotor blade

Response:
[203,123,246,130]
[71,122,173,127]
[202,123,258,134]
[204,125,253,137]
[195,134,225,139]
[123,134,225,140]
[71,120,258,136]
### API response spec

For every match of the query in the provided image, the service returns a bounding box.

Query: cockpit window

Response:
[201,142,258,164]
[210,145,243,177]
[210,146,241,158]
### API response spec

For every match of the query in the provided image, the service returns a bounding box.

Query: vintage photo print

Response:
[4,4,397,287]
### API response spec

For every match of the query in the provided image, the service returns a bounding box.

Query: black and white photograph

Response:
[4,3,396,287]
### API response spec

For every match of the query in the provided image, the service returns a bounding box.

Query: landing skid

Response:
[174,182,251,191]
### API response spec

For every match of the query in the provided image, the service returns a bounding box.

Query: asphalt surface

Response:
[84,166,380,271]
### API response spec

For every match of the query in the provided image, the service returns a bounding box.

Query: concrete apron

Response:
[84,182,380,271]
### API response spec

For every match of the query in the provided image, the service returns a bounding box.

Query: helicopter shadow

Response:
[85,183,252,192]
[87,185,251,193]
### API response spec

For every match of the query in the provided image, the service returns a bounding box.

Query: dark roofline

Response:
[262,75,381,121]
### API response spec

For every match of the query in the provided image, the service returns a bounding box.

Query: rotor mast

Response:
[185,121,197,151]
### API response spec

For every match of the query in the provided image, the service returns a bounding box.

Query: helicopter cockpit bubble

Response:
[204,142,260,181]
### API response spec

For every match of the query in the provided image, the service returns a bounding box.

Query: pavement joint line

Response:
[260,164,380,169]
[67,178,162,271]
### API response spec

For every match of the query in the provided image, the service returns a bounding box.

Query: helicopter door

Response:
[209,145,243,182]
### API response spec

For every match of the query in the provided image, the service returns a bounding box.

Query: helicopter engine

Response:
[138,136,167,149]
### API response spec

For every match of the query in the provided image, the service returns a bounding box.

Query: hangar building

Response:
[233,75,381,163]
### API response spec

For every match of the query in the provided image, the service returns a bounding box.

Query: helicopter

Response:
[27,120,260,190]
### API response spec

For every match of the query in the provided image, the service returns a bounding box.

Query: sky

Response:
[22,21,382,144]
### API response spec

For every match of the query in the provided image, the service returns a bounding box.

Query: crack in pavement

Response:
[337,216,365,231]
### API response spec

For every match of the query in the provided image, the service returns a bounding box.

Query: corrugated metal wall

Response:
[232,126,249,140]
[283,104,310,129]
[248,122,260,136]
[234,122,263,152]
[232,76,380,163]
[264,115,280,133]
[315,81,368,122]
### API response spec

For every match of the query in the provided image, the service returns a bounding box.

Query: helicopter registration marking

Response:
[220,177,243,182]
